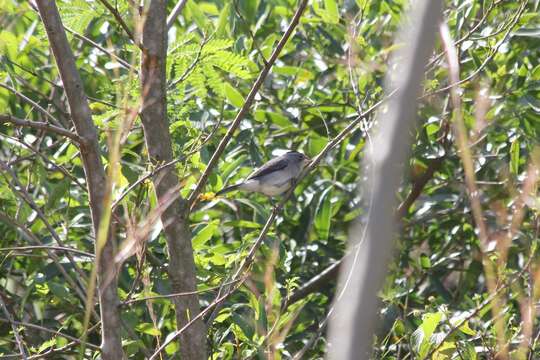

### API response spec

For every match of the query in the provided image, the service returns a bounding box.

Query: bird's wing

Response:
[247,157,288,180]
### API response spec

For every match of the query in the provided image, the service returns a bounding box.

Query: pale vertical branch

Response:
[327,1,444,358]
[34,1,124,359]
[439,22,507,358]
[138,0,206,358]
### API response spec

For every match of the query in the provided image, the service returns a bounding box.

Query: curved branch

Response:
[0,114,80,142]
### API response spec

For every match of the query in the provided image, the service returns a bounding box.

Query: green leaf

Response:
[37,338,56,353]
[426,123,439,137]
[186,0,210,30]
[216,3,230,37]
[413,311,443,358]
[221,154,248,180]
[458,320,476,336]
[420,254,431,269]
[193,220,219,248]
[224,83,244,107]
[135,323,161,336]
[510,139,520,175]
[46,179,70,210]
[324,0,339,24]
[315,188,333,240]
[164,335,179,355]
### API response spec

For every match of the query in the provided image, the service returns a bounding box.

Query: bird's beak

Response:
[303,156,311,166]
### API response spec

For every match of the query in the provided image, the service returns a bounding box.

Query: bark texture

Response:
[139,1,206,359]
[35,2,124,359]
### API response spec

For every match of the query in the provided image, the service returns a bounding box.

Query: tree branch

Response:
[64,26,138,73]
[35,1,123,358]
[327,0,444,358]
[0,210,98,321]
[396,156,445,218]
[0,114,81,142]
[0,296,27,359]
[166,0,188,30]
[283,259,342,310]
[0,83,62,126]
[0,245,94,258]
[96,0,135,43]
[138,0,206,358]
[186,0,310,208]
[0,318,100,350]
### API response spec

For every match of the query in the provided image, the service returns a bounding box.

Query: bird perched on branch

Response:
[216,151,311,197]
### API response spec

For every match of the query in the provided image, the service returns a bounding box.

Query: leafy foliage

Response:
[0,0,539,359]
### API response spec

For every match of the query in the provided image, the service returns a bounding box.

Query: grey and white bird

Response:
[216,151,311,197]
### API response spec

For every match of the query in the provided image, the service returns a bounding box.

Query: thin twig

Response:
[0,245,94,258]
[166,0,188,30]
[121,279,241,305]
[96,0,135,43]
[0,211,94,314]
[423,1,526,98]
[0,114,80,142]
[0,83,62,126]
[186,0,310,208]
[65,26,137,73]
[168,35,210,89]
[2,133,86,190]
[0,318,100,350]
[0,160,89,285]
[440,21,507,358]
[0,297,27,359]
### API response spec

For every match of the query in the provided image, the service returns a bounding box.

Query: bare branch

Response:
[423,0,527,98]
[283,259,342,310]
[65,26,138,73]
[0,318,100,350]
[0,114,81,142]
[0,83,62,126]
[0,297,27,359]
[166,0,188,30]
[0,245,94,258]
[327,1,444,358]
[396,156,445,218]
[96,0,135,43]
[0,161,90,287]
[121,279,241,305]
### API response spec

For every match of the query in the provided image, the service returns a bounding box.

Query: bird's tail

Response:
[216,183,241,196]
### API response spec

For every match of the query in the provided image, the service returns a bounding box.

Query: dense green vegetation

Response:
[0,0,539,358]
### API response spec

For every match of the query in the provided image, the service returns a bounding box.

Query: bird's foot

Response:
[272,202,283,212]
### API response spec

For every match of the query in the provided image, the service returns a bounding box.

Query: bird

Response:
[216,151,311,197]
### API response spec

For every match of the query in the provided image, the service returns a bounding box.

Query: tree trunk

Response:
[35,1,124,359]
[139,1,206,358]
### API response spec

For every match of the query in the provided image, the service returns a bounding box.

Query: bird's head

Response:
[287,150,311,166]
